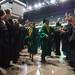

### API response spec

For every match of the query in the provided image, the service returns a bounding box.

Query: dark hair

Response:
[43,18,49,23]
[8,18,13,24]
[0,9,5,17]
[5,9,10,15]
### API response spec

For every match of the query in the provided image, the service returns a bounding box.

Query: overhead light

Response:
[23,8,26,12]
[28,6,32,10]
[46,0,50,4]
[34,4,38,8]
[60,0,67,2]
[38,3,42,7]
[0,0,6,4]
[42,2,45,5]
[50,0,56,4]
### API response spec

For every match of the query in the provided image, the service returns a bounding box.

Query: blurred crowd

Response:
[0,9,75,71]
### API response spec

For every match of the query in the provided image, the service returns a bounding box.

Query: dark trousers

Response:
[55,40,60,55]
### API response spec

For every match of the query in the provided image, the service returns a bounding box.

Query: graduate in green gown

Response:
[28,22,38,61]
[40,19,53,63]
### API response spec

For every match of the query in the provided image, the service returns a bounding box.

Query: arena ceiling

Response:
[22,0,75,21]
[18,0,74,6]
[1,0,75,21]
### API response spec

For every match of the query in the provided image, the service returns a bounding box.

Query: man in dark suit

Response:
[54,18,61,56]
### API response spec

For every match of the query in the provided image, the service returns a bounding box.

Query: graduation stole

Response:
[28,27,33,36]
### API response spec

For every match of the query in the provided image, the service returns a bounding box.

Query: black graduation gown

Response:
[69,26,75,66]
[6,19,15,61]
[19,25,26,49]
[61,24,73,56]
[13,24,20,62]
[64,23,75,67]
[0,20,9,67]
[6,19,19,62]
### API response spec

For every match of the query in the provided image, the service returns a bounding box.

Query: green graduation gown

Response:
[40,24,53,56]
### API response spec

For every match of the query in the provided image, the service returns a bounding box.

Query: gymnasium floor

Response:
[0,48,75,75]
